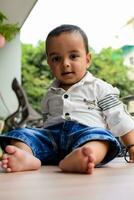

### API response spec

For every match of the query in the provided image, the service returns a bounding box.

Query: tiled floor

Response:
[0,157,134,200]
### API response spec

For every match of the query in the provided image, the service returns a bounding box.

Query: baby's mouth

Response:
[62,72,74,75]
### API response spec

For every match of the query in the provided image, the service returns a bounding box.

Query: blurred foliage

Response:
[0,11,20,41]
[21,42,134,112]
[89,47,134,97]
[21,41,53,112]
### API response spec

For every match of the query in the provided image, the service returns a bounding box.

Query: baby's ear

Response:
[47,57,50,65]
[86,53,92,67]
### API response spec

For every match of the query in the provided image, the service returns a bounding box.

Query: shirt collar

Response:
[79,71,96,84]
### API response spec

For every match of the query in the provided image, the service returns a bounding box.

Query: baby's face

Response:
[47,32,91,90]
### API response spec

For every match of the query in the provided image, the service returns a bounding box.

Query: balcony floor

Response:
[0,157,134,200]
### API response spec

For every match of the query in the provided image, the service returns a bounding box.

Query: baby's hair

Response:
[46,24,89,54]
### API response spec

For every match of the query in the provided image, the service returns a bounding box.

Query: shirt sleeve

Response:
[96,79,134,137]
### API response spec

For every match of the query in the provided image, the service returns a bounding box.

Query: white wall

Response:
[0,34,21,119]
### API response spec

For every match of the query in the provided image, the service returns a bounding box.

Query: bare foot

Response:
[59,146,96,174]
[0,145,41,172]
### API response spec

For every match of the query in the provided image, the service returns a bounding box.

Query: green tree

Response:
[89,47,134,97]
[21,41,52,112]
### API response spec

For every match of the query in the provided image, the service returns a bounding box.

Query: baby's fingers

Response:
[129,153,134,163]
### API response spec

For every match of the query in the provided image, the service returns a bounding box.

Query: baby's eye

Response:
[70,54,79,60]
[51,56,61,62]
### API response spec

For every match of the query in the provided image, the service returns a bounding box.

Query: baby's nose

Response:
[63,59,70,67]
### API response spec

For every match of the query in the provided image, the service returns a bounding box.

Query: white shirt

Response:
[41,72,134,137]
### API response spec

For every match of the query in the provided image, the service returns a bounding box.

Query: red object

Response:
[0,34,6,48]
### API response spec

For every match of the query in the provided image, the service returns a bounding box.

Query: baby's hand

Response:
[0,146,4,160]
[126,145,134,163]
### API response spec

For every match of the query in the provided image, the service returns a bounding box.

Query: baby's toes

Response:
[87,162,95,174]
[2,153,8,158]
[2,158,8,165]
[88,162,95,169]
[2,163,8,169]
[6,167,12,173]
[1,157,9,169]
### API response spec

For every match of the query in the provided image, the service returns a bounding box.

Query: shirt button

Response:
[65,113,71,120]
[65,112,69,116]
[64,94,68,98]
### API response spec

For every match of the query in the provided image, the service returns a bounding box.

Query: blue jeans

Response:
[0,121,121,165]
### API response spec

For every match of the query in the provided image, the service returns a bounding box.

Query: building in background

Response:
[112,17,134,79]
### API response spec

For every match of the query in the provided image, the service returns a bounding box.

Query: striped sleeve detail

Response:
[98,94,121,111]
